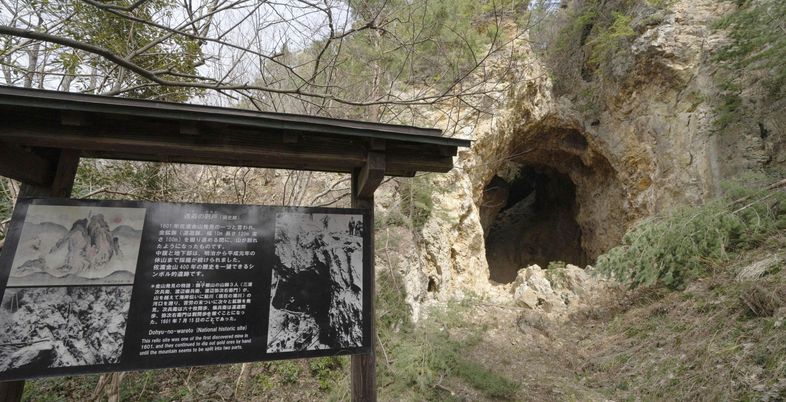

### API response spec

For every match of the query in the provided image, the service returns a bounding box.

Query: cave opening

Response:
[481,165,589,283]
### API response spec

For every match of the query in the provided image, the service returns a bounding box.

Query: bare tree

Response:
[0,0,544,121]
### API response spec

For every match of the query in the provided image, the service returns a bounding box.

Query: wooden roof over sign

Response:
[0,86,470,186]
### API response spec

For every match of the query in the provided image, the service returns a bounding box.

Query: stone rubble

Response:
[507,264,616,320]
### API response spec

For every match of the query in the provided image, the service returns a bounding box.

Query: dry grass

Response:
[23,235,786,401]
[576,241,786,400]
[740,283,783,318]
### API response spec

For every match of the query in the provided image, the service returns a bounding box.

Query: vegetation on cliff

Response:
[713,0,786,129]
[534,0,668,97]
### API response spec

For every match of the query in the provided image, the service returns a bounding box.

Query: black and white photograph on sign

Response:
[267,212,363,353]
[7,205,146,287]
[0,286,132,371]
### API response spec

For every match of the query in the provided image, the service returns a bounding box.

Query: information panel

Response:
[0,198,371,381]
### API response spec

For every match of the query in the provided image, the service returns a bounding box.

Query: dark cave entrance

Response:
[481,165,588,283]
[271,258,336,347]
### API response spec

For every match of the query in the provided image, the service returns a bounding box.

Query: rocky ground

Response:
[435,243,786,401]
[22,237,785,401]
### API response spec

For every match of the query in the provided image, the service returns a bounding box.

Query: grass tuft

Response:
[740,283,783,318]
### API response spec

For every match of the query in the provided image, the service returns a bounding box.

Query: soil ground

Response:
[22,246,786,401]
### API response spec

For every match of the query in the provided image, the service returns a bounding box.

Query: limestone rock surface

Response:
[402,0,785,311]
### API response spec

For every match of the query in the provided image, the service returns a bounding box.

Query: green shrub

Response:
[274,361,302,385]
[597,183,786,289]
[309,357,346,391]
[376,208,408,230]
[254,373,274,392]
[0,178,16,239]
[713,86,743,130]
[377,286,519,400]
[711,0,786,131]
[546,261,569,287]
[535,0,673,96]
[535,2,599,95]
[713,0,786,98]
[446,346,520,399]
[587,11,635,67]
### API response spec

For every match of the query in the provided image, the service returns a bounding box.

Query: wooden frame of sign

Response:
[0,87,469,402]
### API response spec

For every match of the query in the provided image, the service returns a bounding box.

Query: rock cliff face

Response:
[267,214,363,351]
[16,214,122,278]
[403,0,785,310]
[0,286,131,371]
[55,214,121,273]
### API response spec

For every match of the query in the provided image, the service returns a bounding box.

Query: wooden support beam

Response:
[179,122,200,136]
[0,126,368,173]
[438,145,458,156]
[0,381,23,402]
[356,152,385,199]
[0,149,80,402]
[0,125,453,176]
[350,151,385,402]
[282,133,299,144]
[0,143,55,186]
[368,138,386,151]
[385,154,453,174]
[60,111,86,127]
[50,149,81,198]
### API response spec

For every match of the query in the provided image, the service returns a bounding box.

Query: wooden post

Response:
[350,152,385,402]
[0,149,80,402]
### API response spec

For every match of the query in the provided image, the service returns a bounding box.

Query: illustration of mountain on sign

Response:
[7,205,146,287]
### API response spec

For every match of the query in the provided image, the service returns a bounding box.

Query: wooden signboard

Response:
[0,198,371,381]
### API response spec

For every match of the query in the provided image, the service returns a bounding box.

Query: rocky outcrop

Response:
[268,219,363,351]
[16,214,122,278]
[54,214,121,274]
[509,264,615,319]
[0,286,131,371]
[401,0,784,310]
[478,176,509,237]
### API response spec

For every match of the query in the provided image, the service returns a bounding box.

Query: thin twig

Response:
[376,331,391,368]
[434,375,456,396]
[732,178,786,205]
[384,228,401,294]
